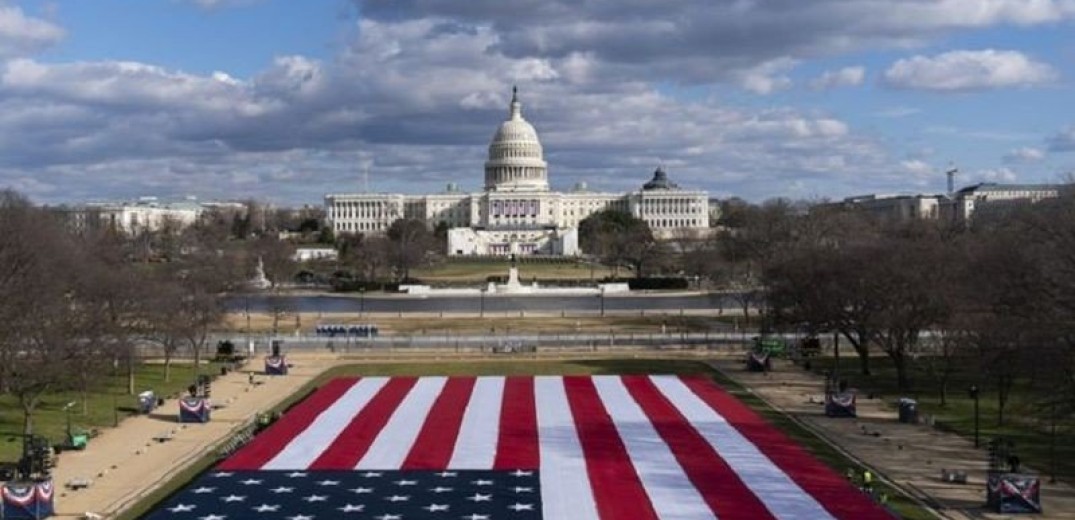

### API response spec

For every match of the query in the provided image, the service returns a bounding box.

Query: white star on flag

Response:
[252,504,279,512]
[302,494,328,502]
[167,504,195,512]
[467,493,492,502]
[192,487,215,494]
[509,502,535,511]
[338,504,365,512]
[385,494,410,502]
[220,495,245,502]
[423,503,449,512]
[270,486,294,493]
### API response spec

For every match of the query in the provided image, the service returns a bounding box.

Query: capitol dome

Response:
[484,87,549,192]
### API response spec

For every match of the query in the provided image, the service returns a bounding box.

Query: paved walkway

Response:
[710,358,1075,519]
[51,354,339,519]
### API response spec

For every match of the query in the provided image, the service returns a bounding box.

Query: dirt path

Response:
[710,358,1075,519]
[50,354,340,519]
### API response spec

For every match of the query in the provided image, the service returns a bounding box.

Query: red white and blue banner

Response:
[147,375,891,519]
[826,391,857,418]
[179,396,211,423]
[2,479,54,519]
[987,472,1042,514]
[265,355,288,375]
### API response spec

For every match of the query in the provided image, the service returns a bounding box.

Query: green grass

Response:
[0,361,224,462]
[125,358,933,519]
[411,260,618,282]
[806,355,1075,484]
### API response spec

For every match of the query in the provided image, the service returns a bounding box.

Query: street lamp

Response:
[598,287,606,317]
[359,287,366,317]
[480,288,486,318]
[63,401,76,440]
[969,384,980,448]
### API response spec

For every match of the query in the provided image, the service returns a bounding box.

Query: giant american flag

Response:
[147,375,893,519]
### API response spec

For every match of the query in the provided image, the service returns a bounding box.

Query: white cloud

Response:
[882,49,1057,91]
[901,159,934,176]
[810,66,865,90]
[977,167,1019,182]
[0,5,64,58]
[1048,127,1075,152]
[873,107,920,118]
[11,3,1073,203]
[1003,146,1045,163]
[734,58,797,94]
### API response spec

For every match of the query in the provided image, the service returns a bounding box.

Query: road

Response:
[225,292,738,314]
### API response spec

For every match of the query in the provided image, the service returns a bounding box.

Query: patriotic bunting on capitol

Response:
[146,375,892,519]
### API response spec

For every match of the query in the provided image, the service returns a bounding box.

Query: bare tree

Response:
[387,218,435,281]
[251,235,297,288]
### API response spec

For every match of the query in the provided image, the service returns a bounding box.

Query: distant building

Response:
[837,193,945,221]
[836,182,1064,224]
[325,89,710,256]
[947,182,1063,224]
[53,197,241,235]
[292,247,339,262]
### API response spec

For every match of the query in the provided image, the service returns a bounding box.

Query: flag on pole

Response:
[147,376,892,519]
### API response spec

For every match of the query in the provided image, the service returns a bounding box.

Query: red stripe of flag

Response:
[401,377,477,470]
[622,375,775,520]
[308,377,418,470]
[494,376,539,469]
[681,376,893,520]
[564,376,659,520]
[218,377,359,471]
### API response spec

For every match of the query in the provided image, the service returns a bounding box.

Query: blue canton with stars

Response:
[144,469,542,520]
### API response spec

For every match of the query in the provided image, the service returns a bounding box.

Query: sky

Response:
[1,0,1074,205]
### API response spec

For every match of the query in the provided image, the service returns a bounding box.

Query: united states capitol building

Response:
[325,89,710,256]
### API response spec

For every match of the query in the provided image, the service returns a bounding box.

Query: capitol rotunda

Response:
[326,89,710,256]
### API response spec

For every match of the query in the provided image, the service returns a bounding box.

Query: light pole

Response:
[599,287,606,317]
[63,401,76,440]
[359,287,366,317]
[969,384,980,448]
[480,288,486,318]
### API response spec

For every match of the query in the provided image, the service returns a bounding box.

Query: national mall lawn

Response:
[0,361,224,463]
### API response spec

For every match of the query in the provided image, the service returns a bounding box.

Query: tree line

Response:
[0,190,262,436]
[740,194,1075,428]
